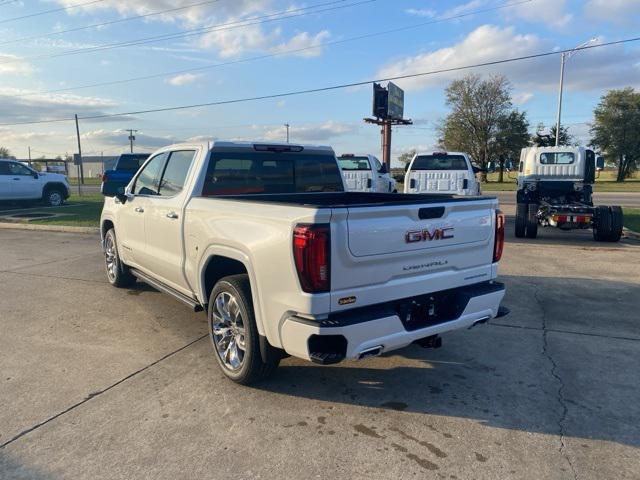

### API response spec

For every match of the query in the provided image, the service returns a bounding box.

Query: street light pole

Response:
[554,52,566,147]
[554,37,597,147]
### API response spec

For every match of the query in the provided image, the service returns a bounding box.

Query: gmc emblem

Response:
[405,227,454,243]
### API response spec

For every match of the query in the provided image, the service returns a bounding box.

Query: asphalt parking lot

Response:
[1,220,639,479]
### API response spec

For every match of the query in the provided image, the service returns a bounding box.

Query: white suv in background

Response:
[338,154,397,193]
[0,159,70,206]
[404,151,481,196]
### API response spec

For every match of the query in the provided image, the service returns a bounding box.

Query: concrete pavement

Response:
[0,226,639,479]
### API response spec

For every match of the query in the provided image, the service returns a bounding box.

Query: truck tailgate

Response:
[407,170,471,194]
[330,197,498,311]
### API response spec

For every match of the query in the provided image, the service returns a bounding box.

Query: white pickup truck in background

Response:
[101,141,507,384]
[0,159,71,206]
[404,151,481,196]
[338,153,397,193]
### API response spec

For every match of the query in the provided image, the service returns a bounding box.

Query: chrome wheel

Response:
[211,291,246,371]
[104,233,118,283]
[48,191,63,206]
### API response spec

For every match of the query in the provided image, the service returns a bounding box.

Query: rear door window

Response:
[158,150,196,196]
[411,155,468,170]
[203,152,344,196]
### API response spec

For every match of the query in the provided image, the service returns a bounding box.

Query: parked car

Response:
[100,153,150,196]
[0,159,70,206]
[404,151,481,196]
[100,141,507,384]
[338,154,397,192]
[515,146,622,241]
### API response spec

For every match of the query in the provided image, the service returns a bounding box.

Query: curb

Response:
[623,227,640,240]
[0,222,99,234]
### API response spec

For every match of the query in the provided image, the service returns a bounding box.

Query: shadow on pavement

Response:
[253,274,640,449]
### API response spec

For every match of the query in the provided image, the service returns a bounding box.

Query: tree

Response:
[0,146,14,159]
[494,110,530,182]
[531,123,574,147]
[437,74,525,181]
[397,149,416,167]
[590,87,640,182]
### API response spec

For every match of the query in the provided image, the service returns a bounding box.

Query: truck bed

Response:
[207,192,495,208]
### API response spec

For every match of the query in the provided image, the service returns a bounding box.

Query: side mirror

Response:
[596,156,605,170]
[32,171,38,179]
[379,163,388,174]
[404,163,410,172]
[115,187,132,204]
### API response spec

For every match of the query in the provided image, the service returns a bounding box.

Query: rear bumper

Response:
[279,281,506,363]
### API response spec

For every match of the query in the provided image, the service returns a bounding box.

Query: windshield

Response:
[338,157,371,171]
[203,152,344,196]
[117,154,150,171]
[411,155,468,171]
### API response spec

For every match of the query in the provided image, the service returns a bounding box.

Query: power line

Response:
[0,0,106,25]
[0,0,223,47]
[0,0,376,65]
[12,0,533,98]
[1,36,638,128]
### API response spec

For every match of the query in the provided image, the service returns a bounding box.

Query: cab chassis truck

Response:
[515,147,623,242]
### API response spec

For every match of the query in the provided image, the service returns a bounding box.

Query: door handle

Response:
[166,211,179,219]
[134,207,144,213]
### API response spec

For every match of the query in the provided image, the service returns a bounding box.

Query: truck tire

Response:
[593,206,612,242]
[525,203,538,239]
[208,274,279,385]
[607,206,624,242]
[515,202,527,238]
[103,228,136,287]
[43,187,65,207]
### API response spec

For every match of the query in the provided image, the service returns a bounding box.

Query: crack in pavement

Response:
[488,322,640,343]
[533,285,578,480]
[0,334,208,450]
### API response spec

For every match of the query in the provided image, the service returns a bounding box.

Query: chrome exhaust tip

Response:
[358,345,383,360]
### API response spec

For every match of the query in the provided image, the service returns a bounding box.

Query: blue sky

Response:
[0,0,638,166]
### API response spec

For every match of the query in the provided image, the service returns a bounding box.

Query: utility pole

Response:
[126,129,138,153]
[28,146,31,165]
[284,123,290,143]
[74,114,84,191]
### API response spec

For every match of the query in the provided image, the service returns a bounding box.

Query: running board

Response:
[130,268,203,312]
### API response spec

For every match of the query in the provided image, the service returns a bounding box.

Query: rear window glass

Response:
[117,154,150,171]
[539,152,575,165]
[202,152,344,196]
[338,157,371,171]
[411,155,468,170]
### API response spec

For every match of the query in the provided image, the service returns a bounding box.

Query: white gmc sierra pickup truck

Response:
[101,141,507,384]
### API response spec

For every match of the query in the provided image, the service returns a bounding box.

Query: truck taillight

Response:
[101,173,108,182]
[493,209,505,263]
[293,224,330,293]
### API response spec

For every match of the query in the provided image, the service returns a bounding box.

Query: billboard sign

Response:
[386,82,404,120]
[371,82,405,120]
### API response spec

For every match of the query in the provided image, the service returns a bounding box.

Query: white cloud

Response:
[79,129,177,149]
[585,0,640,25]
[166,73,201,86]
[405,8,436,18]
[270,30,331,57]
[54,0,331,59]
[376,26,640,93]
[441,0,485,18]
[0,88,120,124]
[513,91,534,105]
[257,121,357,143]
[0,53,32,76]
[505,0,572,27]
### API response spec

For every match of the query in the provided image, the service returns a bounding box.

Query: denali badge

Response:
[405,227,454,243]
